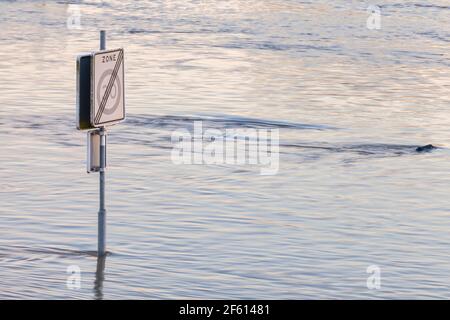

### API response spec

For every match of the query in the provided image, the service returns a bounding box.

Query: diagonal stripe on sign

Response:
[95,50,123,124]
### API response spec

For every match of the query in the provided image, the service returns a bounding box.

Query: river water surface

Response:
[0,0,450,299]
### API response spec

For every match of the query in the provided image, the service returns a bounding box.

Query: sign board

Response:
[76,48,125,130]
[76,53,93,130]
[87,130,101,173]
[92,49,125,127]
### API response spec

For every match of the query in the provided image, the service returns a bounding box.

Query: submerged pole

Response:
[98,30,106,257]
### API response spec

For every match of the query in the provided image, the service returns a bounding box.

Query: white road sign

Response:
[92,48,125,127]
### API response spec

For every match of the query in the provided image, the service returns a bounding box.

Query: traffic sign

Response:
[76,48,125,130]
[92,48,125,127]
[76,53,94,130]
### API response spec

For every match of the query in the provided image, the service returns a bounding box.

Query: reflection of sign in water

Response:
[92,48,125,127]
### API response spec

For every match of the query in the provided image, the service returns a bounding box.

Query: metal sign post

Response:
[76,30,125,257]
[98,126,106,256]
[98,30,107,257]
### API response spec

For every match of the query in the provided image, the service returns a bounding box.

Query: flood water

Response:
[0,0,450,299]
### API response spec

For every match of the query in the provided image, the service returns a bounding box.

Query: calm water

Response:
[1,0,450,299]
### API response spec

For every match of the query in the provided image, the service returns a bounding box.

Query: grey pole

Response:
[98,30,107,257]
[100,30,106,51]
